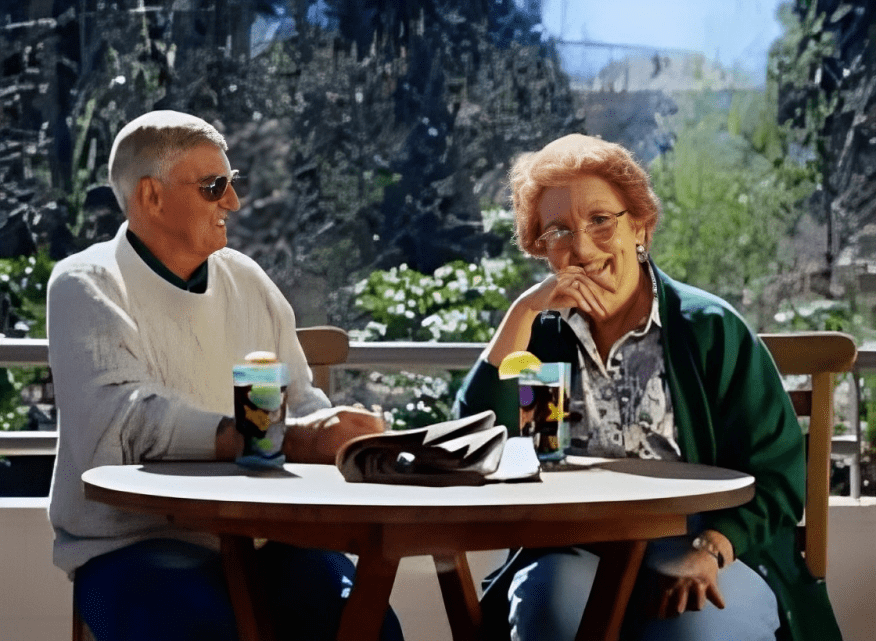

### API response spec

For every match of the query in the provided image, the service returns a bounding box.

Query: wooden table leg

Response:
[220,535,277,641]
[434,552,482,640]
[575,540,647,641]
[337,546,401,641]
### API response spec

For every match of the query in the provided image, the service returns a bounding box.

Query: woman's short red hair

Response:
[510,134,661,258]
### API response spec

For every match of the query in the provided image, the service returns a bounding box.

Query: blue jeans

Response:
[494,539,780,641]
[74,538,404,641]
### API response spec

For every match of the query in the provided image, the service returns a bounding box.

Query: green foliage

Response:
[649,90,814,323]
[0,249,55,432]
[0,367,50,432]
[349,206,537,428]
[771,300,855,332]
[0,249,55,338]
[366,371,464,431]
[863,373,876,452]
[352,256,523,342]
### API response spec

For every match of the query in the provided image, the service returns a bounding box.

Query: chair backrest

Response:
[759,331,857,580]
[296,325,350,394]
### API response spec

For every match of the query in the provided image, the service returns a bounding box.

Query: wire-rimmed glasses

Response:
[535,210,628,252]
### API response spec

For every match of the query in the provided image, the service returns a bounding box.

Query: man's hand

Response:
[283,406,385,464]
[644,532,732,619]
[215,416,243,461]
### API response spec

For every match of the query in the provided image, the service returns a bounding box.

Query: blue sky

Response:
[540,0,787,82]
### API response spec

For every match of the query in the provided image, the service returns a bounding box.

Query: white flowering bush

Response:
[349,257,523,428]
[346,208,539,429]
[365,371,453,430]
[0,250,54,339]
[351,257,521,342]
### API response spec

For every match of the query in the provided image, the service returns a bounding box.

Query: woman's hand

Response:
[519,267,607,318]
[283,405,384,464]
[644,531,734,619]
[484,268,607,367]
[646,546,725,618]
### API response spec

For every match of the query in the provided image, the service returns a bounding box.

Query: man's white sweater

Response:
[47,222,330,575]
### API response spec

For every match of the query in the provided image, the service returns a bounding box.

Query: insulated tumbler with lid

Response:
[233,350,290,468]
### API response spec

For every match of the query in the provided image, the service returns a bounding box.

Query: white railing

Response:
[0,339,487,458]
[346,341,485,370]
[0,338,49,367]
[1,337,873,498]
[0,338,488,370]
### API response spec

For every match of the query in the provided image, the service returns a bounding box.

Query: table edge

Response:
[83,477,755,526]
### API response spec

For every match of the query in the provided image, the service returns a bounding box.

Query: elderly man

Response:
[47,110,403,641]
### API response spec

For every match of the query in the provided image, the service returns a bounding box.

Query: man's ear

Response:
[135,176,162,216]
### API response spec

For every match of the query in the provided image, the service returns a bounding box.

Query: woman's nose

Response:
[569,229,600,260]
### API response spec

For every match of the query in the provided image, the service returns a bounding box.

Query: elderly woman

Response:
[454,134,841,641]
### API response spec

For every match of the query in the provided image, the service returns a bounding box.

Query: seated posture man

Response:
[47,110,403,641]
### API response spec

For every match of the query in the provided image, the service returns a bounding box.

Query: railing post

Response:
[851,368,862,499]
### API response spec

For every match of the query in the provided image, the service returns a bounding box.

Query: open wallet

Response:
[335,410,541,486]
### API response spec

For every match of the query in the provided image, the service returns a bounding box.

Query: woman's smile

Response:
[580,258,617,293]
[538,176,646,321]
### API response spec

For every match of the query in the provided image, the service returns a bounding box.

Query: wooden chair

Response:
[72,325,350,641]
[571,332,858,638]
[295,325,350,395]
[759,331,857,579]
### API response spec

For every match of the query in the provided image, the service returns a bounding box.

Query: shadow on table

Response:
[136,461,299,479]
[551,457,751,481]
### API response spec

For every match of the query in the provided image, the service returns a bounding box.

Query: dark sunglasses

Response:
[199,170,241,202]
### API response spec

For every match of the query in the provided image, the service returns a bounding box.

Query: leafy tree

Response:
[221,0,580,327]
[649,90,815,328]
[769,2,839,256]
[768,0,876,264]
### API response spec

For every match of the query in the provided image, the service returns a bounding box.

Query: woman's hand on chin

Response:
[484,268,606,367]
[521,267,606,317]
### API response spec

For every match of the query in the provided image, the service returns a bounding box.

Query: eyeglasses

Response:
[535,210,627,252]
[197,170,241,202]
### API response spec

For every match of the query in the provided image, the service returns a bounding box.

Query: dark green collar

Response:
[125,229,209,293]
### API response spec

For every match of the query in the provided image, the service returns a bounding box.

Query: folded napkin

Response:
[336,410,539,486]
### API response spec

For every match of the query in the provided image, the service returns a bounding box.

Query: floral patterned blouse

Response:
[560,265,680,460]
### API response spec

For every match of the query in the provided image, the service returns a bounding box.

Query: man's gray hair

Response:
[108,110,228,214]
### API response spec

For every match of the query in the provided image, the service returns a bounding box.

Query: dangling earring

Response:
[636,243,649,264]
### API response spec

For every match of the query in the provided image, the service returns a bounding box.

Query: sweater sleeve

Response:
[676,301,806,560]
[453,359,520,432]
[453,312,577,432]
[48,266,225,467]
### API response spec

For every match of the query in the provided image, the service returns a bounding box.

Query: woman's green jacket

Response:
[453,263,841,641]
